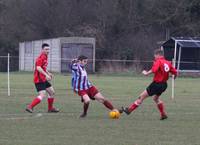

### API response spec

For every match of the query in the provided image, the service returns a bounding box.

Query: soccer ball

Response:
[109,109,120,119]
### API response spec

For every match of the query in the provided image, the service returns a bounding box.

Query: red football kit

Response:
[151,56,177,83]
[34,53,48,83]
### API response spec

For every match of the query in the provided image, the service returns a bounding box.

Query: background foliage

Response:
[0,0,200,59]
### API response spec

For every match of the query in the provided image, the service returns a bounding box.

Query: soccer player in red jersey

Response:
[26,43,59,113]
[121,48,177,120]
[70,55,116,118]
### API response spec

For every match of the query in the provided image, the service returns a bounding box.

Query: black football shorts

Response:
[35,81,52,92]
[146,81,167,96]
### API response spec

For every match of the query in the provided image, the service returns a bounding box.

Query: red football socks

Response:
[29,97,41,108]
[157,102,166,116]
[48,98,54,110]
[103,100,114,110]
[128,103,139,113]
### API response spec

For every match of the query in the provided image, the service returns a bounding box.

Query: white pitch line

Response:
[0,113,43,120]
[0,112,76,120]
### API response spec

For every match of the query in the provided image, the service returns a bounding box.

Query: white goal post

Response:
[171,39,200,100]
[7,53,10,96]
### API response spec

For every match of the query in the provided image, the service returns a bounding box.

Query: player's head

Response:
[154,48,164,58]
[41,43,50,55]
[77,55,88,66]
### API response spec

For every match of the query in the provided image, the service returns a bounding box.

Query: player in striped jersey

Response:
[70,55,115,118]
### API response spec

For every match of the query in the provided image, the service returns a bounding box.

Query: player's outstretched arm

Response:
[142,70,152,76]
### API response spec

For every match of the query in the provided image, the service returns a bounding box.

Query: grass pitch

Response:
[0,73,200,145]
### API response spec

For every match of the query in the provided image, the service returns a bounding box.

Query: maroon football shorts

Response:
[77,86,99,100]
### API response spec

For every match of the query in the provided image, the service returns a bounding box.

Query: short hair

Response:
[77,55,88,61]
[42,43,49,49]
[154,48,164,56]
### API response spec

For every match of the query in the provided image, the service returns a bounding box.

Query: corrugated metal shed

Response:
[19,37,95,72]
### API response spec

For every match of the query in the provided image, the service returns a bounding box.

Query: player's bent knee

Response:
[39,91,46,97]
[153,96,160,104]
[46,87,55,95]
[82,95,90,103]
[153,98,159,103]
[50,91,55,96]
[84,99,90,104]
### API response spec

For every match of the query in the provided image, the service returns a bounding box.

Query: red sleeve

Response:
[36,57,43,67]
[151,60,160,73]
[170,65,177,76]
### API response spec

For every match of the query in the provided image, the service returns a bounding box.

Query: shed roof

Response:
[162,37,200,48]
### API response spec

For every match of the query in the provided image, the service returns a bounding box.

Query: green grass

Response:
[0,73,200,145]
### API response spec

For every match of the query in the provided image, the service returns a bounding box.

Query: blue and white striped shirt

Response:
[70,63,92,92]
